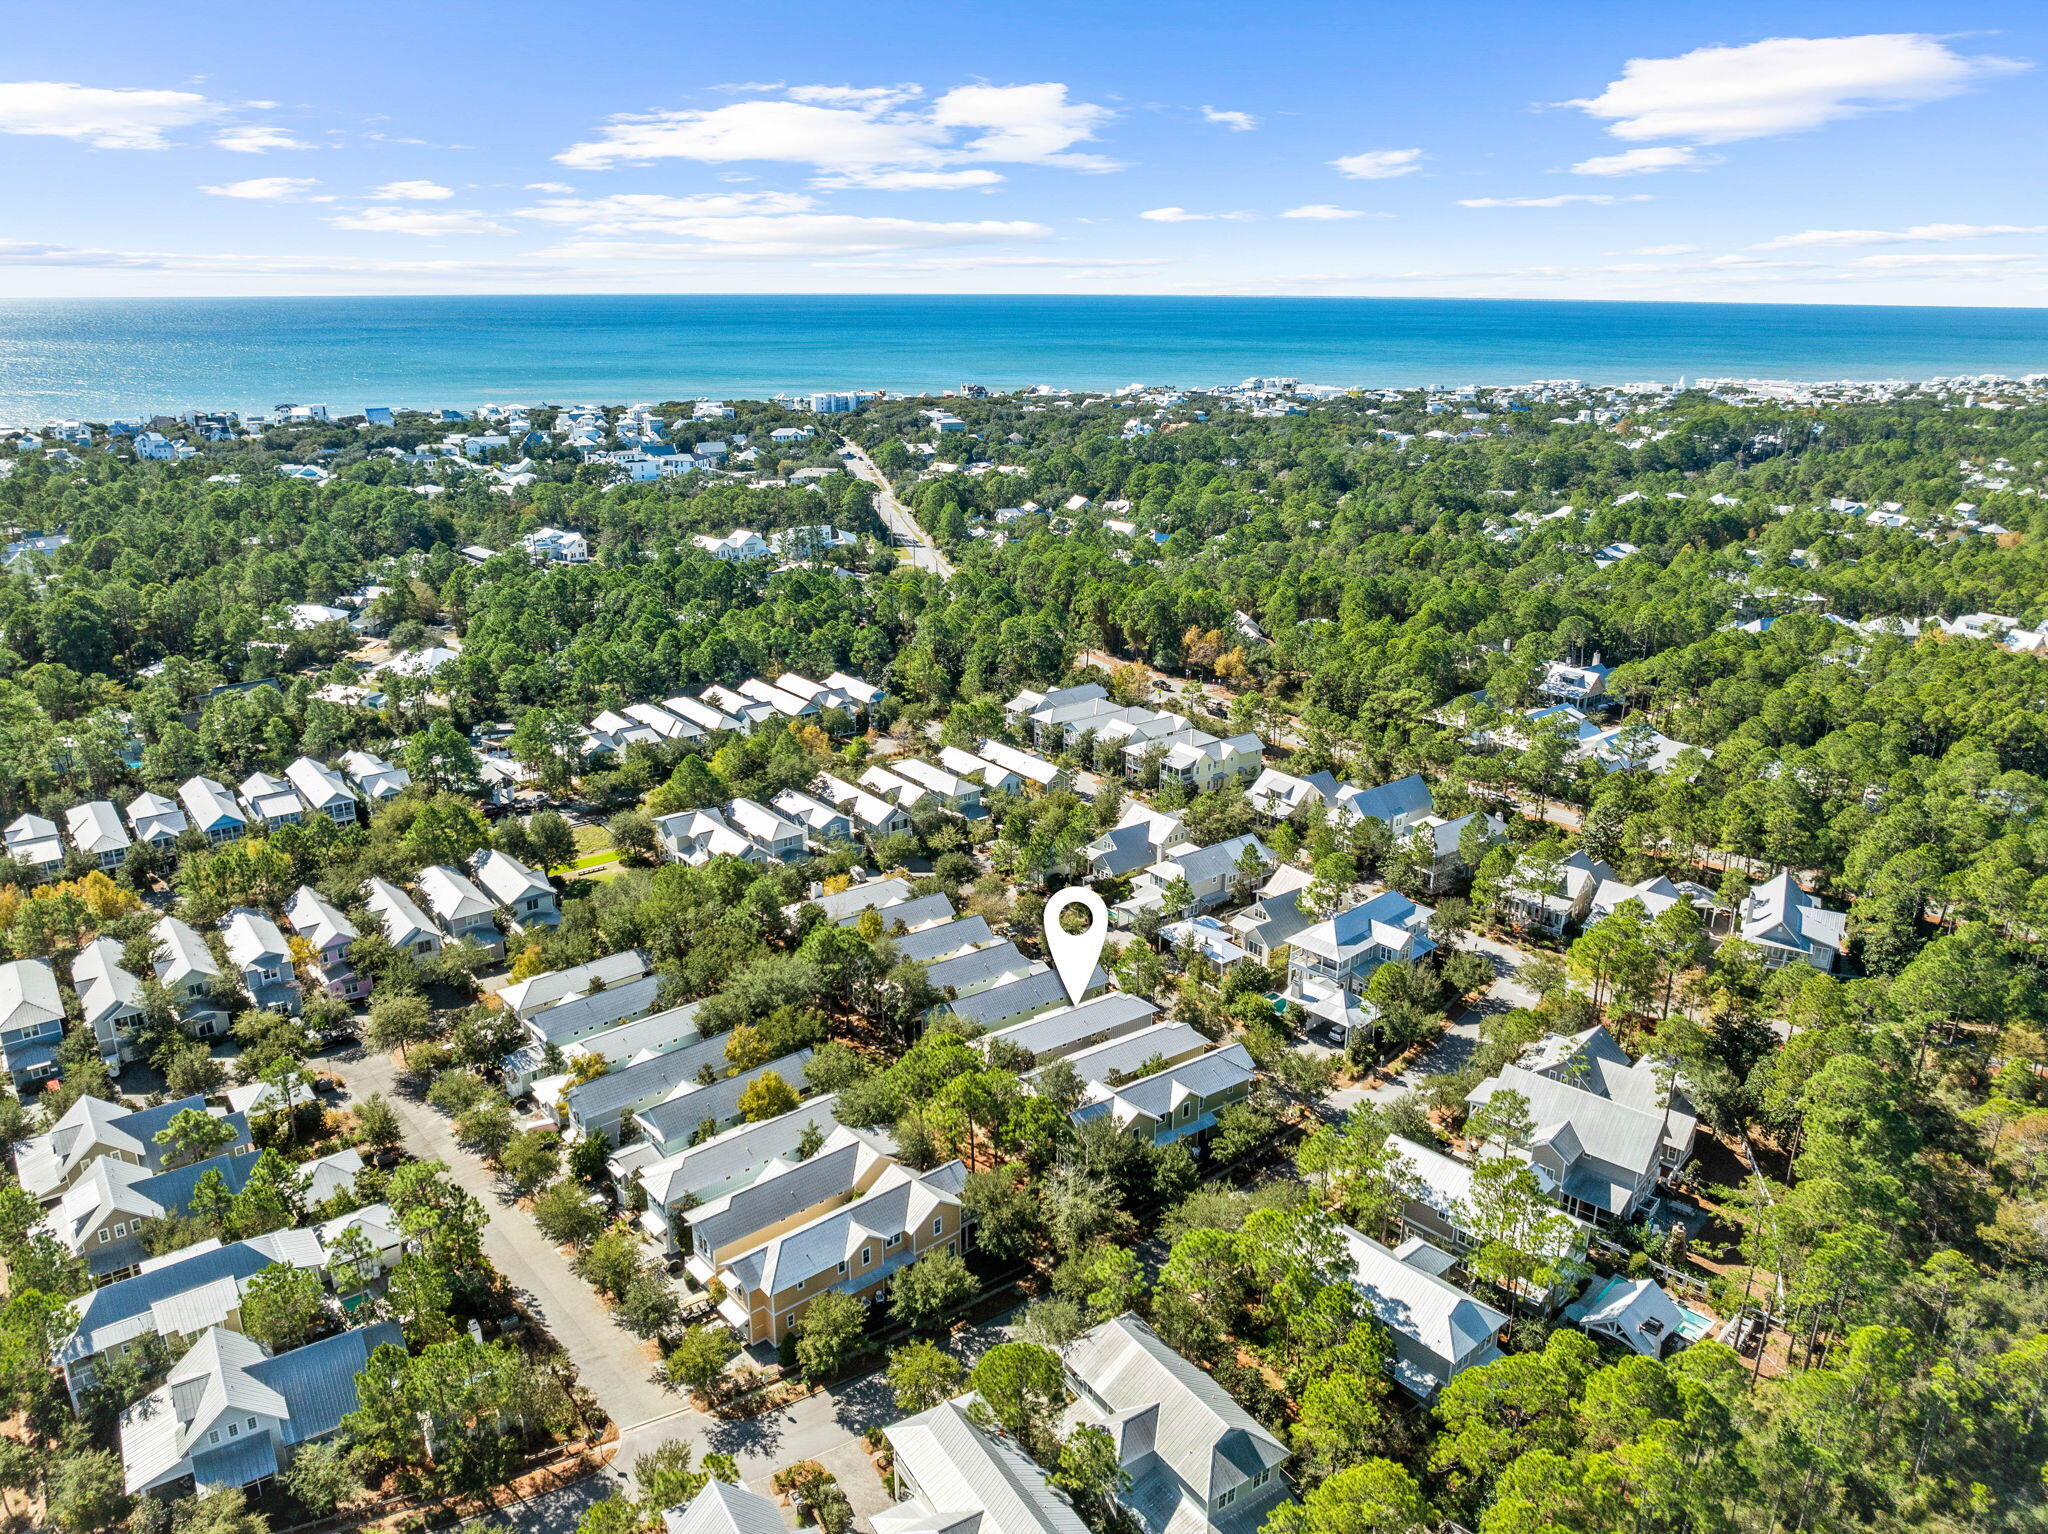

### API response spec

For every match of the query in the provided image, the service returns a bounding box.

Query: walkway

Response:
[841,441,954,577]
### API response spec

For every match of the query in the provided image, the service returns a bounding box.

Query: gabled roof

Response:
[983,993,1159,1062]
[73,936,143,1031]
[178,776,245,830]
[634,1050,814,1147]
[283,886,356,949]
[283,755,355,811]
[1332,774,1433,826]
[65,800,130,855]
[527,974,666,1045]
[1063,1315,1288,1501]
[470,848,553,907]
[154,916,221,985]
[498,948,649,1017]
[880,1399,1091,1534]
[363,877,436,946]
[415,864,496,924]
[220,907,291,969]
[0,958,61,1034]
[666,1479,792,1534]
[1335,1226,1508,1395]
[637,1093,843,1210]
[722,1158,962,1296]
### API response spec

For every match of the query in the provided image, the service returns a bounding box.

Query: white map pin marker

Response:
[1043,886,1109,1007]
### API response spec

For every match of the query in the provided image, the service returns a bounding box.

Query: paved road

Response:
[841,441,955,577]
[324,1046,681,1436]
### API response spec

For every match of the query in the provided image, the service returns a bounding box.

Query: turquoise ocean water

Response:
[1,294,2046,419]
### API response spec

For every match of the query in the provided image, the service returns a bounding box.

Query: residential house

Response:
[1122,834,1272,922]
[57,1230,327,1403]
[1229,865,1314,963]
[363,878,441,959]
[938,745,1022,795]
[1072,1043,1256,1154]
[1057,1021,1213,1090]
[1245,767,1341,820]
[415,865,504,957]
[238,771,304,828]
[1329,774,1435,836]
[1335,1225,1508,1400]
[470,848,559,932]
[1502,850,1613,936]
[634,1093,847,1258]
[811,778,909,839]
[628,1050,817,1155]
[1465,1026,1699,1225]
[700,685,782,732]
[666,1480,791,1534]
[283,756,359,825]
[1126,728,1265,793]
[662,693,750,737]
[282,887,367,1001]
[1564,1275,1697,1358]
[674,1125,897,1288]
[65,801,131,871]
[1062,1315,1292,1534]
[945,966,1085,1033]
[974,739,1069,794]
[520,974,666,1052]
[982,993,1160,1066]
[1286,889,1435,999]
[1382,1132,1589,1305]
[691,529,771,562]
[221,908,301,1015]
[725,798,808,860]
[771,788,855,845]
[506,1000,701,1102]
[1737,871,1846,970]
[50,1150,266,1280]
[738,677,820,718]
[891,759,984,814]
[713,1158,968,1345]
[3,813,63,882]
[623,702,704,745]
[1585,872,1718,928]
[14,1094,247,1204]
[119,1322,404,1496]
[522,526,591,563]
[1083,801,1186,880]
[152,917,230,1033]
[879,1399,1092,1534]
[179,777,248,844]
[339,751,411,802]
[1403,811,1505,895]
[500,949,650,1038]
[125,791,189,848]
[74,936,145,1063]
[0,958,67,1088]
[1538,658,1611,704]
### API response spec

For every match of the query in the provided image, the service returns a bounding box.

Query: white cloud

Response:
[1331,148,1424,179]
[516,191,818,229]
[786,84,923,109]
[556,81,1115,173]
[1853,251,2038,268]
[525,181,576,193]
[1625,243,1699,255]
[811,168,1004,191]
[1202,106,1258,131]
[368,180,456,201]
[1570,145,1709,176]
[1281,204,1374,220]
[558,99,943,170]
[213,125,314,153]
[199,176,319,200]
[1755,222,2048,249]
[1139,207,1255,222]
[1568,34,2027,144]
[540,214,1050,260]
[330,207,514,236]
[819,253,1167,272]
[928,83,1117,169]
[1459,193,1653,208]
[0,80,223,149]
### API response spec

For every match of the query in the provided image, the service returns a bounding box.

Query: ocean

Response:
[1,294,2046,419]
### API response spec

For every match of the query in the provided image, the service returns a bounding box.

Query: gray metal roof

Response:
[881,1398,1091,1534]
[564,1029,732,1125]
[984,993,1159,1062]
[891,916,995,964]
[635,1050,815,1148]
[529,974,666,1044]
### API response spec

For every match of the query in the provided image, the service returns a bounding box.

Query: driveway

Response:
[1329,932,1541,1112]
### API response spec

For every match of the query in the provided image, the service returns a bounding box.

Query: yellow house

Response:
[716,1160,968,1345]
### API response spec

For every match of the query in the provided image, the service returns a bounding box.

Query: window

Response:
[97,1229,110,1244]
[932,1218,943,1235]
[886,1233,902,1249]
[860,1247,871,1266]
[209,1431,219,1446]
[227,1423,238,1438]
[246,1417,256,1430]
[113,1222,127,1238]
[836,1260,847,1275]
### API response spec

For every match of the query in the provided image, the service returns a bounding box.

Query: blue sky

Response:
[3,1,2045,303]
